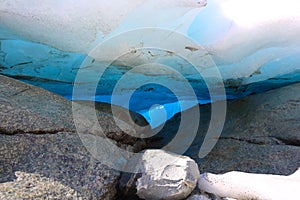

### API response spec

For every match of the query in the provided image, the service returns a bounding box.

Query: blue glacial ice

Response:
[0,0,300,127]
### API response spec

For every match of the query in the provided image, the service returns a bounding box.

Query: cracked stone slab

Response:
[0,75,151,198]
[0,75,150,149]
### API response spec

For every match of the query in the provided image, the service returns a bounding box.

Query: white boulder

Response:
[130,149,200,200]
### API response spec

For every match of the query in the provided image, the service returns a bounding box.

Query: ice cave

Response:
[0,0,300,127]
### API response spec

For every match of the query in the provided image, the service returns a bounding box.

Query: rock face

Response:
[0,171,82,200]
[0,74,149,148]
[0,74,75,133]
[0,132,120,199]
[153,82,300,176]
[199,82,300,175]
[0,75,150,199]
[121,149,200,200]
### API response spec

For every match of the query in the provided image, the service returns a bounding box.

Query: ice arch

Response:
[0,0,300,127]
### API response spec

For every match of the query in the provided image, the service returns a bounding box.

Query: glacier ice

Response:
[0,0,300,127]
[0,0,206,53]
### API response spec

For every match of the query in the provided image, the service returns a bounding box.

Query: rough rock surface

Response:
[0,74,74,133]
[199,82,300,175]
[186,194,219,200]
[186,188,229,200]
[0,132,120,199]
[0,74,149,148]
[0,171,82,200]
[186,195,211,200]
[153,82,300,175]
[121,149,200,200]
[0,75,149,199]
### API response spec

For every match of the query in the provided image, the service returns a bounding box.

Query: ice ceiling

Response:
[0,0,300,127]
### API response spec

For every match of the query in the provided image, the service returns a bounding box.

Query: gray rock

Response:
[154,83,300,175]
[0,75,150,149]
[186,188,226,200]
[0,75,151,199]
[73,100,151,148]
[0,74,74,133]
[199,82,300,175]
[0,171,82,200]
[118,170,142,199]
[0,133,120,199]
[123,149,200,200]
[186,194,211,200]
